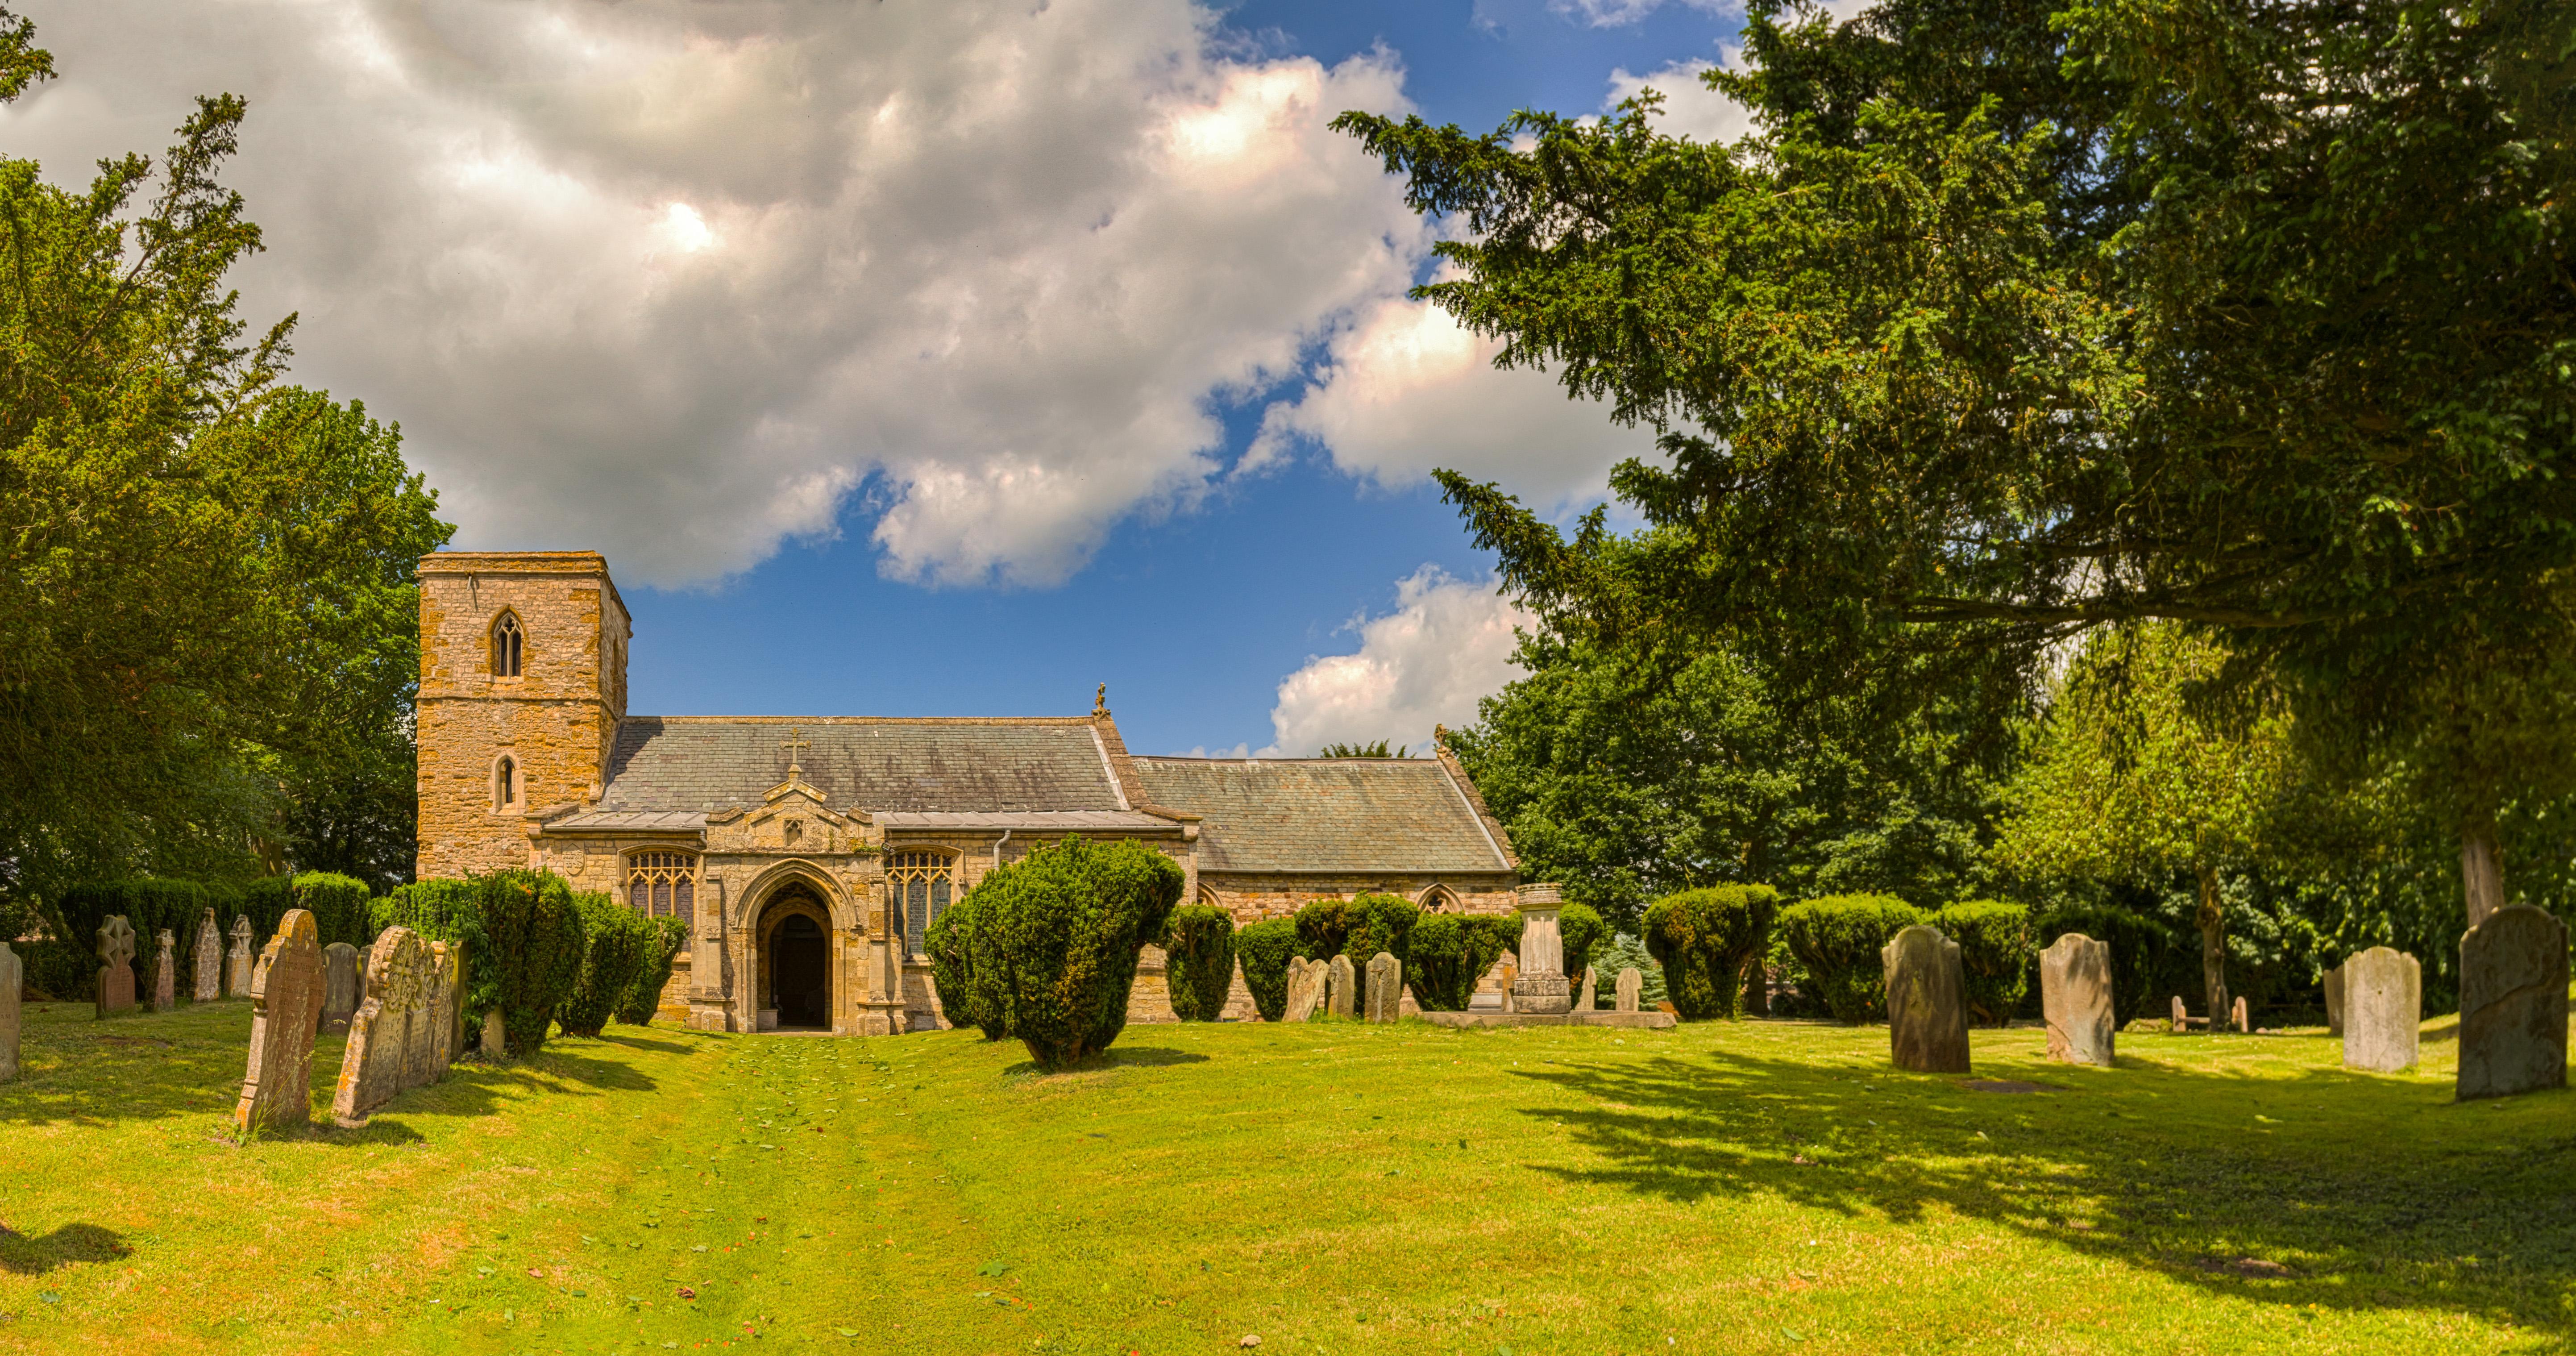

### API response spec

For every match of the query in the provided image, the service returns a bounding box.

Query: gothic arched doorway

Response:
[757,883,834,1030]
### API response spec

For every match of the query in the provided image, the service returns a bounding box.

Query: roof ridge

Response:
[623,715,1094,725]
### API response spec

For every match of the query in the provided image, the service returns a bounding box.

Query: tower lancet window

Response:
[627,851,698,927]
[493,755,519,812]
[491,611,524,677]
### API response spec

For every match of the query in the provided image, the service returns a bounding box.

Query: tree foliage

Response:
[1641,885,1778,1019]
[1161,904,1238,1022]
[951,837,1183,1070]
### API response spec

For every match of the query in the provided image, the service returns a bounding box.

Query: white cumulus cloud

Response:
[1263,568,1535,757]
[1604,58,1759,144]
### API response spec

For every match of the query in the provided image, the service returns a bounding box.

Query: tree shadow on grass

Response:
[1000,1047,1212,1077]
[0,1222,129,1275]
[590,1032,697,1055]
[1509,1047,2576,1338]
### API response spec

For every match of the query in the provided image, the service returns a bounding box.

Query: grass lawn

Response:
[2,998,2570,1355]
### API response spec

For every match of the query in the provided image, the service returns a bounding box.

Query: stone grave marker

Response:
[334,927,430,1127]
[2169,995,2187,1034]
[321,943,361,1034]
[235,910,325,1132]
[2342,946,2421,1073]
[1326,954,1357,1018]
[480,1008,507,1057]
[96,915,137,1016]
[2039,932,2114,1068]
[430,942,465,1077]
[0,940,20,1082]
[1363,952,1400,1023]
[1615,967,1642,1013]
[2323,962,2346,1036]
[2231,995,2249,1033]
[412,940,460,1086]
[151,929,176,1012]
[2457,905,2569,1101]
[191,909,222,1001]
[1283,957,1323,1023]
[225,915,254,997]
[1881,925,1970,1074]
[1579,966,1597,1012]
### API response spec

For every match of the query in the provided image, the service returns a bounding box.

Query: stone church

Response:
[415,552,1524,1035]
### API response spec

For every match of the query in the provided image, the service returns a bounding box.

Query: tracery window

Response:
[1419,885,1459,913]
[627,850,698,927]
[491,611,524,677]
[885,850,956,959]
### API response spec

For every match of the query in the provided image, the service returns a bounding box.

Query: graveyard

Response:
[4,994,2572,1356]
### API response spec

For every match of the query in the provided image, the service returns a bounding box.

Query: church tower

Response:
[415,552,630,879]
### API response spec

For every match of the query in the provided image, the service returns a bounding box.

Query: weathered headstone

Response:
[95,915,137,1016]
[2457,905,2569,1101]
[408,941,460,1088]
[321,943,361,1034]
[480,1007,507,1058]
[1615,966,1642,1013]
[1283,957,1323,1023]
[225,915,254,998]
[1363,952,1400,1023]
[235,909,325,1131]
[2323,962,2346,1036]
[426,941,464,1080]
[151,929,176,1012]
[1881,925,1970,1074]
[2169,995,2187,1034]
[2039,932,2114,1068]
[333,927,430,1127]
[1507,883,1573,1015]
[1578,965,1597,1012]
[2342,946,2421,1074]
[2231,995,2250,1033]
[191,909,222,1001]
[1326,954,1356,1018]
[0,939,21,1082]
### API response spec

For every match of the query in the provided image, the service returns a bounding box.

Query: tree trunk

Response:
[2461,818,2505,929]
[2196,863,2228,1033]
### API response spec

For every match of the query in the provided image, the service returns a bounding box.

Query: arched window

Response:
[490,611,524,677]
[627,851,698,927]
[885,850,956,959]
[1418,885,1459,914]
[492,755,519,812]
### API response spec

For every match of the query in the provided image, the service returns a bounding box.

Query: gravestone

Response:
[0,940,20,1083]
[2169,995,2187,1033]
[1507,883,1573,1015]
[2457,905,2569,1101]
[2231,995,2249,1033]
[430,941,465,1077]
[151,929,176,1012]
[1326,955,1357,1018]
[2039,932,2114,1068]
[191,909,222,1001]
[1881,925,1970,1074]
[1577,965,1597,1012]
[1615,967,1642,1013]
[235,909,325,1132]
[321,943,362,1034]
[411,941,460,1087]
[225,915,254,997]
[1283,957,1324,1023]
[1363,952,1400,1023]
[480,1008,507,1058]
[2323,963,2346,1036]
[334,927,430,1127]
[96,915,137,1016]
[2342,946,2421,1073]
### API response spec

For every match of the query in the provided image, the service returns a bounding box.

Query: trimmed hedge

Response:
[925,894,1005,1039]
[1778,894,1923,1023]
[1406,912,1522,1011]
[374,871,586,1057]
[1929,899,2038,1027]
[1560,902,1608,993]
[1234,919,1299,1021]
[1292,894,1420,977]
[50,879,215,1002]
[290,872,375,949]
[1642,885,1779,1020]
[617,915,690,1026]
[373,878,488,1023]
[953,836,1184,1069]
[559,891,655,1038]
[1162,904,1238,1021]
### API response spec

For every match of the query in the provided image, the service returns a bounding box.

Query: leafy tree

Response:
[1318,740,1409,758]
[1334,0,2576,924]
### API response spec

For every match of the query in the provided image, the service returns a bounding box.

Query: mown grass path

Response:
[2,1000,2571,1354]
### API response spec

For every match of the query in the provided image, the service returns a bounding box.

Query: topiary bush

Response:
[236,877,289,943]
[1560,902,1608,992]
[1406,912,1524,1011]
[1929,899,2038,1027]
[375,871,586,1057]
[374,877,490,1030]
[926,892,1005,1039]
[1641,885,1779,1020]
[1777,894,1923,1023]
[558,891,654,1038]
[617,915,690,1025]
[289,872,375,949]
[956,836,1184,1069]
[1162,904,1238,1021]
[1234,919,1299,1021]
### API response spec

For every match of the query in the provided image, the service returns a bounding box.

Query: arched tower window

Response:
[627,850,698,927]
[490,611,524,677]
[885,850,956,959]
[492,755,519,812]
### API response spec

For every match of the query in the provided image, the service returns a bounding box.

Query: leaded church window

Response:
[628,850,697,927]
[886,850,955,958]
[491,611,525,677]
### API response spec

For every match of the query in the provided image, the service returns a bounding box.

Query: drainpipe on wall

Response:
[993,828,1013,873]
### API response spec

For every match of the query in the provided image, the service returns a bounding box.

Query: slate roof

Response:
[1130,757,1511,874]
[594,717,1127,815]
[874,810,1176,832]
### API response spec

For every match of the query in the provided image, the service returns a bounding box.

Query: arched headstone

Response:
[2342,946,2421,1073]
[1363,952,1400,1023]
[2457,905,2568,1101]
[1882,925,1970,1074]
[1326,954,1356,1018]
[2040,933,2114,1067]
[236,910,325,1131]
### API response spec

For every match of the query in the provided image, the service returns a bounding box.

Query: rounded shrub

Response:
[1560,902,1608,992]
[1405,912,1524,1011]
[1929,899,2038,1027]
[1234,919,1299,1021]
[1641,885,1779,1020]
[616,915,690,1025]
[558,891,653,1038]
[926,892,1005,1040]
[958,836,1184,1069]
[1292,893,1421,977]
[1162,904,1238,1021]
[1777,894,1923,1023]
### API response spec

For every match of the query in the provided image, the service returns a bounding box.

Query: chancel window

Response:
[491,611,524,677]
[627,850,698,927]
[886,850,956,958]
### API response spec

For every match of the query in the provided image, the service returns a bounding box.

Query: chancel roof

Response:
[594,717,1129,815]
[1130,757,1511,875]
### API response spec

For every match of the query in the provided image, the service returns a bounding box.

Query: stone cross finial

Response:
[1093,683,1109,718]
[780,726,810,777]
